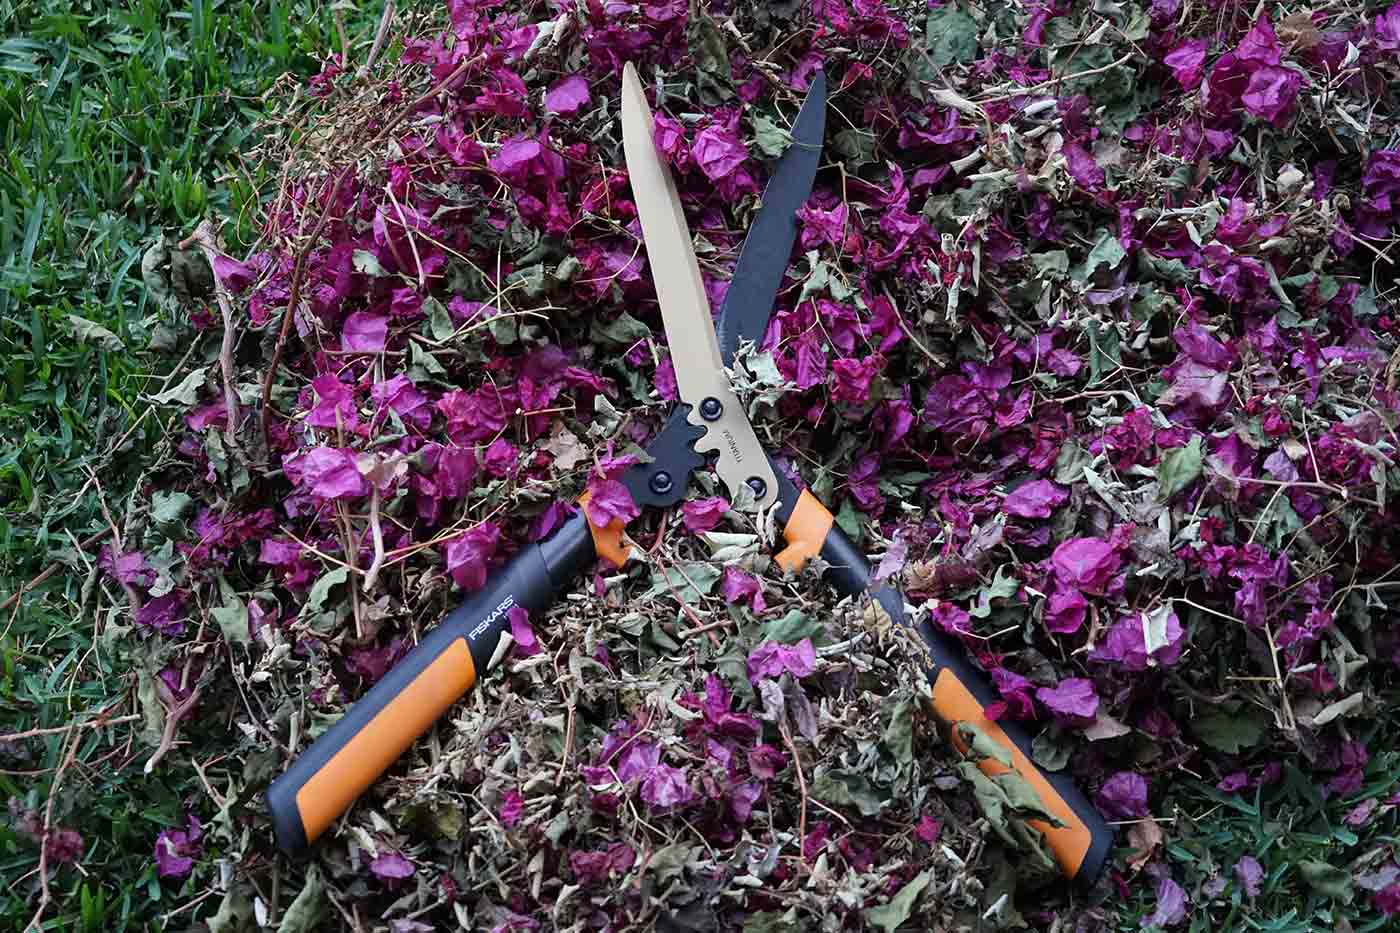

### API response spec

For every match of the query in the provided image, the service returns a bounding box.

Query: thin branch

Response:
[1265,623,1297,734]
[360,0,395,79]
[334,8,350,66]
[337,501,364,639]
[144,682,205,775]
[780,720,809,857]
[361,486,385,594]
[259,168,349,451]
[680,617,735,639]
[89,469,142,619]
[180,221,242,450]
[0,713,138,744]
[973,53,1138,104]
[25,728,82,932]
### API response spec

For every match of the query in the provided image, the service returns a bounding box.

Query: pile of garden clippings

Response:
[108,0,1400,928]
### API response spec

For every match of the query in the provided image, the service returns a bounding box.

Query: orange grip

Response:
[932,668,1093,879]
[775,490,834,574]
[577,492,629,567]
[294,640,476,843]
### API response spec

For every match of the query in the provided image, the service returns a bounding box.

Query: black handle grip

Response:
[267,511,595,854]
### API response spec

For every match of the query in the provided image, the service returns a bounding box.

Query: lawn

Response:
[0,1,360,928]
[5,1,1400,931]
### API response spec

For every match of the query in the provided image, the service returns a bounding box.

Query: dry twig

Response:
[0,712,137,745]
[24,728,82,932]
[180,220,243,450]
[780,720,809,857]
[144,681,205,775]
[89,468,143,619]
[361,0,396,80]
[362,485,386,594]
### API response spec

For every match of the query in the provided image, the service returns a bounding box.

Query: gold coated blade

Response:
[620,63,778,510]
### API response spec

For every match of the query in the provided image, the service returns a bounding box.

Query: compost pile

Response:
[107,0,1400,928]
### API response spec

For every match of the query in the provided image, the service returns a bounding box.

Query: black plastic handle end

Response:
[266,511,595,854]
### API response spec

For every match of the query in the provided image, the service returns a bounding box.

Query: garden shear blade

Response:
[619,70,778,511]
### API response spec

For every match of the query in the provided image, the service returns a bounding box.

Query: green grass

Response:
[1,2,1397,930]
[1111,713,1400,932]
[0,1,359,927]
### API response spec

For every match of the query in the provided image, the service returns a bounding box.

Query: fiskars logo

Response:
[723,428,743,462]
[469,594,516,641]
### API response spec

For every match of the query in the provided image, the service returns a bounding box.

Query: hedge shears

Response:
[267,63,1113,886]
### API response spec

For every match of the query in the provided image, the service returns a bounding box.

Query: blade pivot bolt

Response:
[746,477,767,498]
[699,397,723,421]
[649,471,674,495]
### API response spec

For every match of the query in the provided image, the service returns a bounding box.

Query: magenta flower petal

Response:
[1234,855,1264,897]
[545,75,591,116]
[46,828,83,865]
[570,842,635,886]
[1036,677,1100,726]
[137,591,188,637]
[100,546,155,587]
[210,253,255,293]
[640,763,695,808]
[287,446,369,499]
[680,496,728,534]
[343,312,388,352]
[499,790,524,827]
[1146,875,1189,927]
[1062,143,1104,190]
[508,605,540,657]
[691,124,748,183]
[154,815,203,879]
[1237,15,1282,66]
[616,741,661,784]
[1376,2,1400,51]
[369,851,415,882]
[1095,771,1148,819]
[720,566,765,612]
[583,478,638,529]
[1241,66,1302,126]
[746,639,817,683]
[443,523,502,592]
[1003,479,1069,518]
[1164,39,1208,88]
[1050,537,1121,593]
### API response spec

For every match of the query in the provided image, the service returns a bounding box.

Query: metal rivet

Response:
[746,477,767,498]
[649,471,674,495]
[699,397,723,421]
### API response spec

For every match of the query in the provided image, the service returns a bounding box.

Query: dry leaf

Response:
[1126,816,1164,872]
[544,422,588,471]
[1083,711,1132,741]
[1278,12,1320,51]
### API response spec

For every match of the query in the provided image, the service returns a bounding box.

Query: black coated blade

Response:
[622,406,706,509]
[715,70,827,367]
